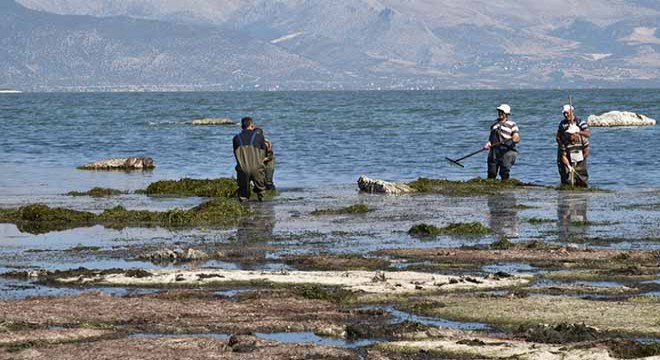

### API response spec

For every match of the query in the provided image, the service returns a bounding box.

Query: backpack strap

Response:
[249,130,258,145]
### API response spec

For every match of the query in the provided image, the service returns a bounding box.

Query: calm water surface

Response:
[1,90,659,196]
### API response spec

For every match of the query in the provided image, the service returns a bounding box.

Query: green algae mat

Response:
[0,199,249,234]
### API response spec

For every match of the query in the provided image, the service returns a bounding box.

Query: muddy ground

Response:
[1,181,659,359]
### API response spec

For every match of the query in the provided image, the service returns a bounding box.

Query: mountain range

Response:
[2,0,659,90]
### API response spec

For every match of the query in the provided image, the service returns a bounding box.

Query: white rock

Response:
[191,118,236,126]
[357,175,416,195]
[142,248,208,263]
[78,157,155,170]
[587,111,656,127]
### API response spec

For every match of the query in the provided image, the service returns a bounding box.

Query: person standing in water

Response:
[556,104,591,186]
[484,104,521,180]
[558,124,590,187]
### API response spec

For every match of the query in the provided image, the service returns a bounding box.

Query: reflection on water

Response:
[487,192,519,238]
[231,201,277,260]
[557,192,589,241]
[237,202,276,242]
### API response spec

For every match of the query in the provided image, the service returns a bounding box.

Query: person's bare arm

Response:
[580,128,591,138]
[513,132,521,143]
[561,154,572,169]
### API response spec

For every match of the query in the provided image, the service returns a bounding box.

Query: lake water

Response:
[1,89,659,197]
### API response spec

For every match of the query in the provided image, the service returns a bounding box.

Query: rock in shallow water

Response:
[78,157,155,170]
[587,111,656,127]
[357,175,416,195]
[141,248,209,263]
[191,118,236,125]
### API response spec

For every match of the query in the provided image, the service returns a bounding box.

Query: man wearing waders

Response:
[484,104,520,180]
[558,124,590,187]
[233,117,267,201]
[556,104,591,186]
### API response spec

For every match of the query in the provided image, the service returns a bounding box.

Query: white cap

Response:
[562,104,574,113]
[496,104,511,115]
[566,124,580,134]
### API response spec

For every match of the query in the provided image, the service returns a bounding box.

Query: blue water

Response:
[1,90,659,196]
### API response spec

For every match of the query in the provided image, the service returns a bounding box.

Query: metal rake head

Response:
[445,157,465,168]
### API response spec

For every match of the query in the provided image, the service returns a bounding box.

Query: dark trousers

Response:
[236,166,266,199]
[488,148,517,180]
[558,160,589,187]
[265,160,276,190]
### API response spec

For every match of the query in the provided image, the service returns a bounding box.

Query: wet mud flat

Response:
[1,178,660,359]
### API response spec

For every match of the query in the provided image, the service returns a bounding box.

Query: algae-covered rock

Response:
[491,237,515,250]
[78,157,155,170]
[587,111,656,127]
[408,224,442,236]
[407,177,528,196]
[191,118,236,126]
[0,199,249,234]
[99,198,249,227]
[142,178,236,198]
[0,204,96,233]
[409,222,492,237]
[357,176,416,195]
[521,323,601,344]
[65,187,124,197]
[311,204,372,216]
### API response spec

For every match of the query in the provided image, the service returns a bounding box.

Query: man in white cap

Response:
[556,105,590,185]
[484,104,520,180]
[558,124,589,186]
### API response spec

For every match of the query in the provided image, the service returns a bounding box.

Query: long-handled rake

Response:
[446,142,500,168]
[568,165,586,186]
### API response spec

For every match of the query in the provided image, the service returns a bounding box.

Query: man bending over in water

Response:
[233,117,267,201]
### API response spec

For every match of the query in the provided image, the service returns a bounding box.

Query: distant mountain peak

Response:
[5,0,660,90]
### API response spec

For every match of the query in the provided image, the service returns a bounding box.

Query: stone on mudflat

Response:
[141,248,209,263]
[357,175,416,195]
[78,157,155,170]
[191,118,236,126]
[587,111,656,127]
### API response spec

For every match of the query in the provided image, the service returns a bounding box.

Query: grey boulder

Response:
[78,157,155,170]
[357,175,416,195]
[587,111,656,127]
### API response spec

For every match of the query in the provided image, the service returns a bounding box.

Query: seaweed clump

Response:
[606,340,660,359]
[409,222,492,237]
[0,199,249,234]
[407,177,528,196]
[66,187,124,197]
[141,178,237,198]
[291,284,357,305]
[0,204,96,234]
[98,198,250,227]
[311,204,372,216]
[491,237,515,250]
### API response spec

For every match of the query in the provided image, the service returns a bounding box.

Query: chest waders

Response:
[487,123,517,181]
[560,139,589,188]
[235,131,266,200]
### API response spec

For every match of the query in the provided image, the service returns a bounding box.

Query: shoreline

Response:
[0,178,659,358]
